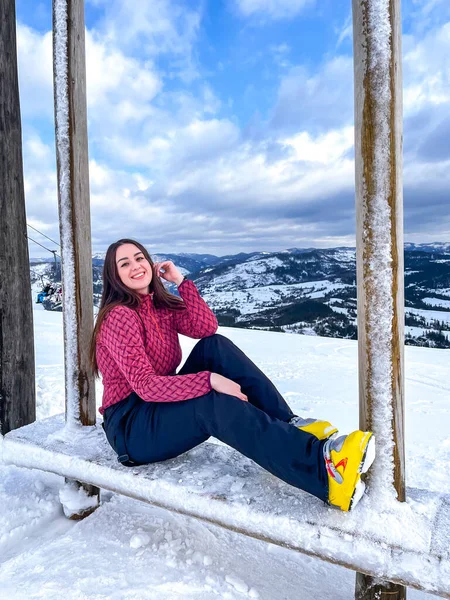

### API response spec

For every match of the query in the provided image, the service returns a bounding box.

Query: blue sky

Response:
[15,0,450,256]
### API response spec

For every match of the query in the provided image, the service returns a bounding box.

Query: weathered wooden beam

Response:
[353,0,405,597]
[3,417,450,598]
[356,575,406,600]
[52,0,96,428]
[52,0,98,515]
[0,0,36,435]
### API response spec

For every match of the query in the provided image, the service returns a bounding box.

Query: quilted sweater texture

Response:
[97,279,218,414]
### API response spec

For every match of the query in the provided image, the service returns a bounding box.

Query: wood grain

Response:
[353,0,405,597]
[52,0,96,426]
[0,0,36,434]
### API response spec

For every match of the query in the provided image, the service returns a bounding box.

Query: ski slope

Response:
[0,305,448,599]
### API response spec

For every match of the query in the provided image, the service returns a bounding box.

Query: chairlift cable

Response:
[26,233,61,258]
[27,223,61,247]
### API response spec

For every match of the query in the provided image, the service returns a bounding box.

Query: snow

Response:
[0,307,448,598]
[59,480,100,518]
[332,249,356,263]
[405,325,427,337]
[203,280,352,316]
[129,532,151,549]
[329,304,350,317]
[31,262,54,277]
[225,574,250,595]
[5,409,448,593]
[422,297,450,310]
[406,307,450,326]
[204,257,286,289]
[429,288,450,297]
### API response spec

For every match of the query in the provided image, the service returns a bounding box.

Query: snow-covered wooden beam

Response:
[53,0,95,428]
[353,1,405,596]
[354,0,405,502]
[0,0,36,435]
[2,416,449,598]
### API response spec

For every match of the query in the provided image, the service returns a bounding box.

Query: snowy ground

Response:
[0,305,448,599]
[406,306,450,326]
[423,297,450,310]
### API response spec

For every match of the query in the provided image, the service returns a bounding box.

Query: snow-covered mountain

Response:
[404,242,450,253]
[192,247,450,348]
[30,244,450,348]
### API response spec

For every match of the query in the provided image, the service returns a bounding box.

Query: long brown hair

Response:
[90,238,186,376]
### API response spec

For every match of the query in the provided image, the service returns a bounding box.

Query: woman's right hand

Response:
[210,373,248,402]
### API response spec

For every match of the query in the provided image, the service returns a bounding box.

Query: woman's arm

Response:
[154,260,218,339]
[101,307,212,402]
[173,279,218,338]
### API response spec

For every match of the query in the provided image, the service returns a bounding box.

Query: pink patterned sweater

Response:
[96,279,218,414]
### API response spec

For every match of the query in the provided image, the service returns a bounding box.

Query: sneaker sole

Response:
[360,434,376,474]
[350,479,366,510]
[349,434,376,511]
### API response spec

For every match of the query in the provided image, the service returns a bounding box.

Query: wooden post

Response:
[0,0,36,435]
[53,0,99,514]
[53,0,96,427]
[353,0,406,598]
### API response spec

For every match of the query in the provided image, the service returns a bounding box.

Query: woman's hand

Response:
[210,373,248,402]
[154,261,184,286]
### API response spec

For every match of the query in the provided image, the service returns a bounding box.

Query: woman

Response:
[91,239,375,512]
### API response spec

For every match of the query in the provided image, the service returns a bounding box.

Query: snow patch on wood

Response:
[2,415,449,596]
[59,479,99,518]
[359,0,399,504]
[53,0,79,425]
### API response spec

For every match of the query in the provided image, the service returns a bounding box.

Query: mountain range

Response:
[30,243,450,349]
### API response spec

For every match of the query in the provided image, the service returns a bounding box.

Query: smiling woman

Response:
[116,243,154,294]
[89,238,375,514]
[3,0,449,595]
[90,238,188,377]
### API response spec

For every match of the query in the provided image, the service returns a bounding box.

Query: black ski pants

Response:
[102,333,329,503]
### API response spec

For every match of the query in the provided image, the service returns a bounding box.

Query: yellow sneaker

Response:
[324,431,375,511]
[290,416,338,440]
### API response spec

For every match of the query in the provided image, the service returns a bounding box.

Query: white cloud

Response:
[137,125,356,215]
[87,0,202,82]
[22,132,59,252]
[16,17,241,251]
[63,116,357,254]
[284,127,354,164]
[270,13,450,131]
[17,2,450,255]
[234,0,313,20]
[16,23,163,130]
[84,31,163,143]
[403,22,450,115]
[85,32,161,109]
[270,56,354,132]
[16,25,53,119]
[105,118,240,169]
[335,12,352,48]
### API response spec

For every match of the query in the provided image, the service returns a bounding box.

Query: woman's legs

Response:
[179,334,295,423]
[120,391,328,503]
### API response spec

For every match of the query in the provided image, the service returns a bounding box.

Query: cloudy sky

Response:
[16,0,450,257]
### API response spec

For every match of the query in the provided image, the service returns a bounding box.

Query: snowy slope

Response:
[0,306,448,599]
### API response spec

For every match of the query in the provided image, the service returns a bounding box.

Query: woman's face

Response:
[115,243,153,294]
